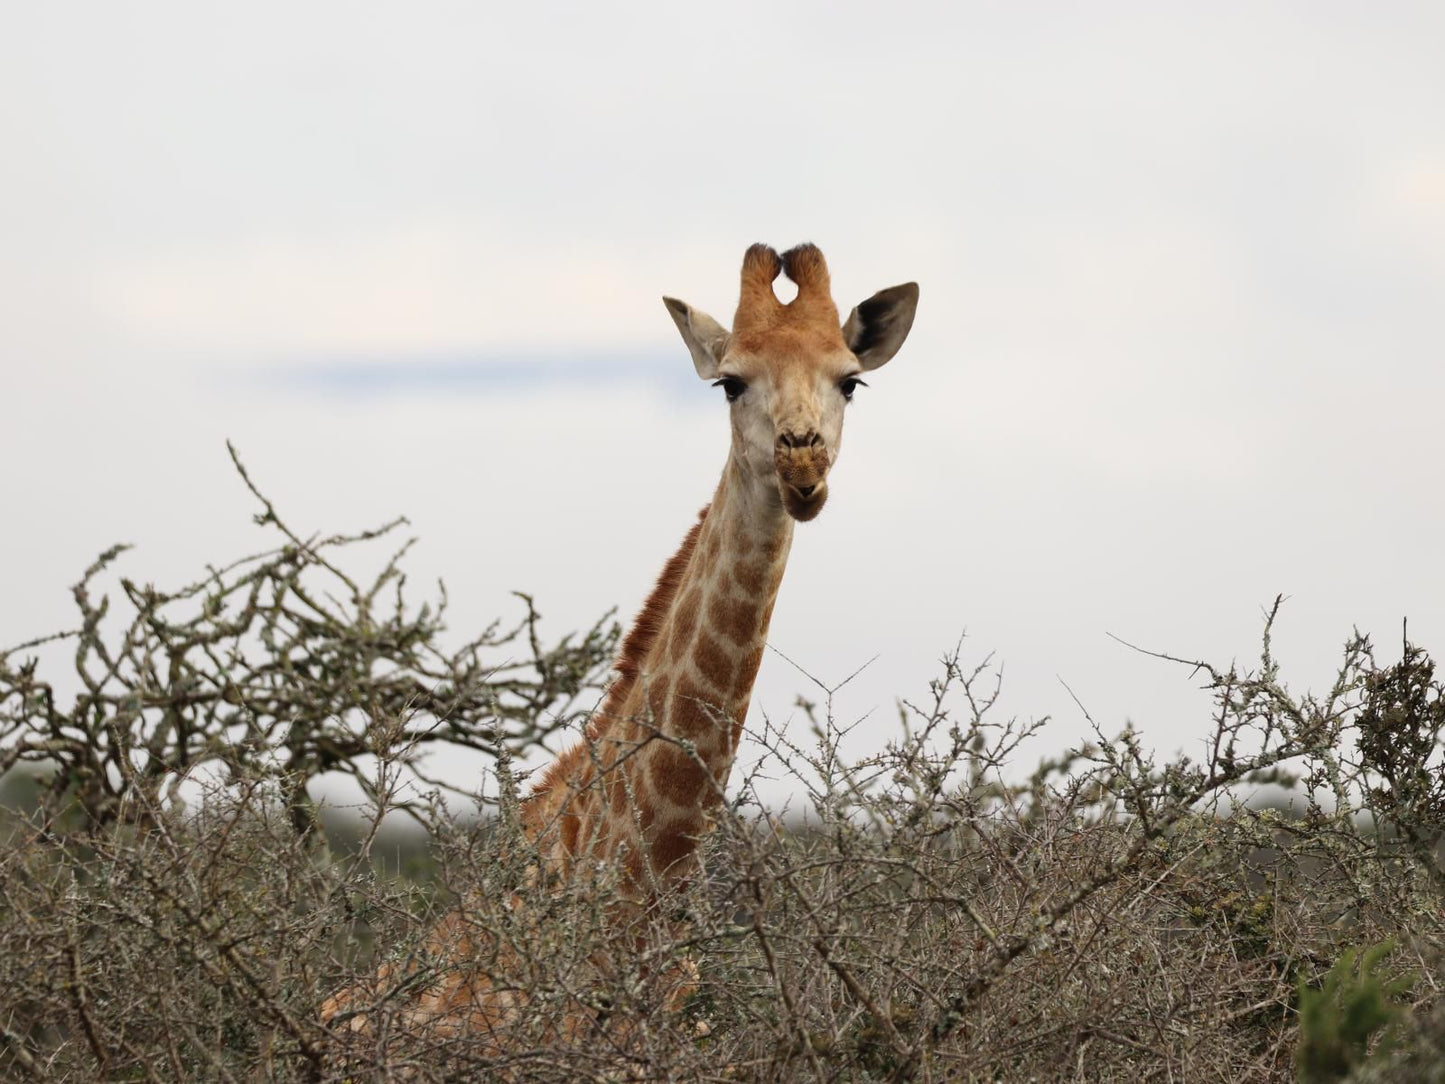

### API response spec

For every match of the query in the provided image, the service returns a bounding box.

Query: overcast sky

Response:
[3,2,1443,806]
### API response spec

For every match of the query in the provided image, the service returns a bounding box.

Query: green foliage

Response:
[1356,638,1445,844]
[1296,940,1416,1083]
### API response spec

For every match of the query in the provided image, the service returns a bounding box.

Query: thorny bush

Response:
[1,460,1443,1081]
[0,443,617,834]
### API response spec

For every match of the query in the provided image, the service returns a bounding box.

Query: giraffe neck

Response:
[619,453,794,879]
[523,451,794,886]
[649,455,792,763]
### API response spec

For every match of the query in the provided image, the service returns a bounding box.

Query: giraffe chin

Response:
[782,481,828,522]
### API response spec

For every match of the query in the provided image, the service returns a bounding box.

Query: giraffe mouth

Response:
[775,443,830,521]
[781,480,828,521]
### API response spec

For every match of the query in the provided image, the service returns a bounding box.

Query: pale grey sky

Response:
[4,2,1443,802]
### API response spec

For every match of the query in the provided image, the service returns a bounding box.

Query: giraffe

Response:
[323,242,918,1046]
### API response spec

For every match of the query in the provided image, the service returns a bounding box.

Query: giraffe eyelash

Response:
[712,376,746,402]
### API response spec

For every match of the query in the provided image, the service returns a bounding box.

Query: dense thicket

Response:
[2,455,1441,1081]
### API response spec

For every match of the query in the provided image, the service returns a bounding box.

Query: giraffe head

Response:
[663,243,919,521]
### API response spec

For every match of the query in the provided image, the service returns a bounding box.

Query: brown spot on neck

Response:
[731,644,766,703]
[648,746,710,809]
[692,629,734,692]
[650,818,703,877]
[732,560,768,595]
[672,676,736,747]
[708,592,762,647]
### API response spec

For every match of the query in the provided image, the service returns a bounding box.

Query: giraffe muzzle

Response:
[775,440,831,521]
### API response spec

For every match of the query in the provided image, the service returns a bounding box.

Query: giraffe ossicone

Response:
[322,242,919,1041]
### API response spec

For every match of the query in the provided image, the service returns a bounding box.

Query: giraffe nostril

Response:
[778,430,822,450]
[796,484,816,498]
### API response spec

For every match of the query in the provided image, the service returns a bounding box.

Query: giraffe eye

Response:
[712,376,746,402]
[839,376,867,401]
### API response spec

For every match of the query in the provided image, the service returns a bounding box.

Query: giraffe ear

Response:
[663,297,730,380]
[842,283,920,371]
